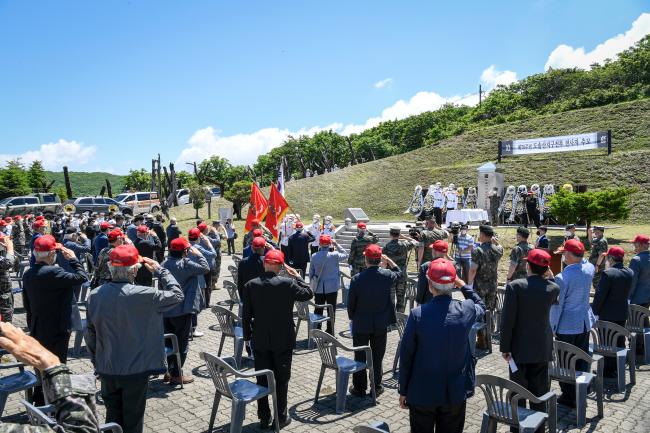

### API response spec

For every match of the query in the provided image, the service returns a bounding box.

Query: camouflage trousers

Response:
[474,281,498,311]
[592,270,602,289]
[0,285,13,323]
[391,277,408,313]
[212,255,222,289]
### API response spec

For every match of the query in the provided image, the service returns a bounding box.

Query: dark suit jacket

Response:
[399,285,485,406]
[22,259,89,347]
[135,236,162,285]
[347,266,400,334]
[242,272,313,351]
[287,232,315,264]
[416,261,432,305]
[499,275,560,364]
[592,263,634,322]
[237,253,265,298]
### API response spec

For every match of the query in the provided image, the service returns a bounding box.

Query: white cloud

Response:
[545,12,650,70]
[480,65,518,90]
[0,139,97,171]
[373,78,393,89]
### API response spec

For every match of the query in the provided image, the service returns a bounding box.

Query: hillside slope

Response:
[45,171,127,198]
[282,99,650,222]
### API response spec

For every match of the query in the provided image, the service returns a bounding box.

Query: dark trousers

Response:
[164,314,192,377]
[101,375,149,433]
[310,245,318,256]
[433,207,443,225]
[556,330,590,401]
[314,292,337,334]
[409,401,466,433]
[203,271,212,308]
[509,362,549,433]
[253,347,293,422]
[293,262,307,278]
[227,238,235,255]
[33,333,70,405]
[280,244,289,256]
[352,332,387,391]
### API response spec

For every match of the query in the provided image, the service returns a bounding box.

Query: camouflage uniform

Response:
[209,233,222,287]
[383,238,418,312]
[419,228,449,264]
[2,364,100,432]
[347,230,379,276]
[509,241,533,281]
[471,241,503,311]
[12,221,26,255]
[92,246,113,288]
[0,249,14,322]
[589,235,608,288]
[242,226,272,249]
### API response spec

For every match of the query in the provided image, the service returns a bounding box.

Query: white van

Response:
[114,191,161,214]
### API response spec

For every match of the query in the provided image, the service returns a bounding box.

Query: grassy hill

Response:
[45,171,127,198]
[281,98,650,223]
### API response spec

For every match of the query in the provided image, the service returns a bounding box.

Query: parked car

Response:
[209,187,221,197]
[64,196,131,215]
[0,193,62,218]
[176,188,190,205]
[114,191,161,214]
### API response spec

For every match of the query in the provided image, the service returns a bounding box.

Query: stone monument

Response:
[477,162,504,212]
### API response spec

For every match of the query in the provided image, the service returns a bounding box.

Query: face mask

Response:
[461,230,467,235]
[564,231,572,237]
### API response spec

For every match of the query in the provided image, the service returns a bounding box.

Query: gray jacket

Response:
[162,254,210,317]
[85,267,183,378]
[309,246,348,294]
[630,251,650,305]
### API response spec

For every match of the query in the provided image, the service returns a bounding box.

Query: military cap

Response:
[389,225,401,235]
[479,225,495,236]
[593,225,605,232]
[516,226,530,237]
[565,224,576,230]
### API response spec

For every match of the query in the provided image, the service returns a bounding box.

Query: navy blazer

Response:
[399,285,485,407]
[347,266,400,334]
[592,263,634,322]
[287,231,315,264]
[237,253,265,298]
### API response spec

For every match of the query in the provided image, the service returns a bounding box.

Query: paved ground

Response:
[4,253,650,432]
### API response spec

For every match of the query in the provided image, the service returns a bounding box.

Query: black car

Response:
[64,196,132,215]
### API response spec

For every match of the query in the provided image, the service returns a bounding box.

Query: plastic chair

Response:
[392,312,409,375]
[590,320,636,392]
[0,351,38,417]
[310,329,376,414]
[232,255,242,266]
[164,333,184,389]
[295,301,334,349]
[227,265,238,281]
[405,278,417,311]
[212,305,244,368]
[468,310,493,356]
[218,280,243,316]
[70,303,87,357]
[476,374,557,433]
[200,352,280,433]
[339,272,351,307]
[548,340,604,427]
[21,400,123,432]
[353,422,390,432]
[627,304,650,363]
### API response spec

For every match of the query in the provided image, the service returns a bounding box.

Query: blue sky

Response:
[0,1,648,174]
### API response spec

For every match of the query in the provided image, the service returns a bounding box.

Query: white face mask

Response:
[461,230,467,235]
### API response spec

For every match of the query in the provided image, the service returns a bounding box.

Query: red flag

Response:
[244,183,268,232]
[265,183,290,241]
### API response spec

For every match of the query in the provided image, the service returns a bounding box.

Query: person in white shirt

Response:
[279,215,296,256]
[308,214,322,255]
[432,182,445,225]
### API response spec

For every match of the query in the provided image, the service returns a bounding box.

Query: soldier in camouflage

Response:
[207,222,223,288]
[417,218,449,266]
[587,225,608,288]
[92,229,127,288]
[11,215,26,255]
[347,222,378,276]
[383,226,418,312]
[242,219,273,249]
[506,226,533,282]
[0,234,15,323]
[469,225,503,349]
[0,321,100,433]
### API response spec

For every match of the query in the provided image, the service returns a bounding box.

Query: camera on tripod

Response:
[448,221,461,236]
[406,224,423,240]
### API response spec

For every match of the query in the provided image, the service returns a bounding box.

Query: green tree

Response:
[199,156,232,196]
[189,184,206,219]
[0,159,30,198]
[124,169,151,191]
[27,160,47,191]
[54,185,68,202]
[549,187,632,227]
[224,180,250,220]
[175,170,195,189]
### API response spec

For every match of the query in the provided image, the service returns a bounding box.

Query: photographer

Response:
[451,222,474,282]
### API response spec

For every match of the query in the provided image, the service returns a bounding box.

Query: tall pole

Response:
[479,84,483,106]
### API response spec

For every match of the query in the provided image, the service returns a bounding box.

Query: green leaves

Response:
[0,159,30,198]
[548,187,633,226]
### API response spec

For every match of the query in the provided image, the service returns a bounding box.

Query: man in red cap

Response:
[237,236,271,299]
[29,218,48,267]
[416,239,453,305]
[287,220,315,278]
[347,221,378,276]
[347,244,401,397]
[242,218,272,250]
[0,233,16,322]
[92,228,128,287]
[398,259,485,433]
[629,234,650,309]
[22,234,89,405]
[550,238,596,407]
[198,220,222,292]
[162,237,210,384]
[92,221,113,265]
[134,225,162,286]
[499,249,559,422]
[187,227,217,337]
[242,249,313,429]
[86,244,183,433]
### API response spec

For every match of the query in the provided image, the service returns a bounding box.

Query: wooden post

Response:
[156,154,162,198]
[105,179,113,198]
[607,129,612,155]
[150,159,156,192]
[163,166,174,208]
[169,163,178,206]
[63,166,73,199]
[497,140,503,162]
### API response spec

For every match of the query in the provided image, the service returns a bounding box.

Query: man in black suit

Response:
[287,221,315,278]
[347,244,400,397]
[500,248,559,431]
[236,236,267,298]
[416,240,452,305]
[592,246,634,377]
[242,249,313,429]
[134,225,162,286]
[22,234,89,405]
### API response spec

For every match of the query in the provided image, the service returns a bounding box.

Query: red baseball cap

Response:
[34,235,61,252]
[357,222,367,229]
[319,234,331,245]
[109,244,141,267]
[252,236,266,248]
[264,249,285,264]
[107,228,125,242]
[35,215,45,221]
[197,222,208,232]
[4,217,12,223]
[629,234,650,244]
[363,244,382,259]
[526,249,551,267]
[252,228,263,237]
[14,215,22,220]
[430,240,449,253]
[295,221,304,229]
[33,220,47,228]
[557,239,585,255]
[169,237,191,252]
[136,225,149,233]
[100,221,113,230]
[607,246,625,258]
[426,259,457,284]
[188,228,201,240]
